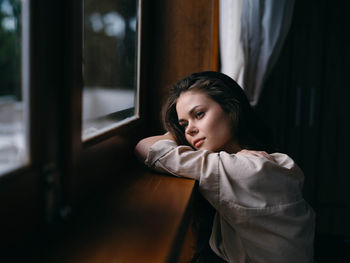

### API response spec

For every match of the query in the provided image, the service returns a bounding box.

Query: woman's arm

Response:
[135,133,275,163]
[135,133,176,162]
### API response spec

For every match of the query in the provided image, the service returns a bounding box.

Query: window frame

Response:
[81,0,143,142]
[60,0,149,207]
[0,0,150,240]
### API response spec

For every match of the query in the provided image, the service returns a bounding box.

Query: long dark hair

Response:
[163,71,275,153]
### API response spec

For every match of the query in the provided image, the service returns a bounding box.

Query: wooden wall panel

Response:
[147,0,219,133]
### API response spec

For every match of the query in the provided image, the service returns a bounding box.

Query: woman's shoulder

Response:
[217,151,304,189]
[270,152,301,170]
[218,151,301,173]
[216,151,305,211]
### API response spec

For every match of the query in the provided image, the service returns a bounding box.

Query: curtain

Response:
[220,0,295,106]
[219,0,244,87]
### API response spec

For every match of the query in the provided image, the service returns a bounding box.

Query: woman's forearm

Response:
[135,133,175,162]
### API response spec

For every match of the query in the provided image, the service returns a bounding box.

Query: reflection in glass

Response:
[0,0,29,175]
[82,0,140,140]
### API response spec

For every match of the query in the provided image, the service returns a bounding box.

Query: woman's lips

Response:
[194,138,205,148]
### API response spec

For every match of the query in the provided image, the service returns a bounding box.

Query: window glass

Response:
[0,0,29,175]
[82,0,140,140]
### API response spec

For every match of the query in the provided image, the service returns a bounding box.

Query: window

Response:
[82,0,141,141]
[1,0,148,245]
[0,0,30,175]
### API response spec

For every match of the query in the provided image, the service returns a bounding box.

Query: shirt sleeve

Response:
[145,139,219,181]
[145,139,227,210]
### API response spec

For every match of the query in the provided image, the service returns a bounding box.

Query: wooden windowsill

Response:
[40,167,197,263]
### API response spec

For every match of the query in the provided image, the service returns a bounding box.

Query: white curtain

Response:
[220,0,295,106]
[219,0,244,87]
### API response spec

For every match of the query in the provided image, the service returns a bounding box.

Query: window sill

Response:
[40,167,197,263]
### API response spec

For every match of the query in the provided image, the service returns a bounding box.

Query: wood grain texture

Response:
[147,0,219,133]
[40,169,196,263]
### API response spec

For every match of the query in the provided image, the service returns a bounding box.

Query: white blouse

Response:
[145,140,315,263]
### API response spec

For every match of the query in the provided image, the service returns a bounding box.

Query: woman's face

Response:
[176,91,240,153]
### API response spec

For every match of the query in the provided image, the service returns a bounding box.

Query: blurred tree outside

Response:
[0,0,21,99]
[84,0,137,89]
[0,0,26,176]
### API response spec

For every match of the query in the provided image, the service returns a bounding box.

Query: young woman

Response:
[135,71,315,263]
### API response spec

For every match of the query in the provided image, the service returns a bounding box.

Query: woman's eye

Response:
[196,111,204,119]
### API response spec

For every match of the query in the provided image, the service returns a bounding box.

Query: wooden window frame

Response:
[0,0,151,246]
[60,0,150,207]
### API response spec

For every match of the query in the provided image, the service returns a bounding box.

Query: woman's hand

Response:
[237,149,275,163]
[134,132,176,162]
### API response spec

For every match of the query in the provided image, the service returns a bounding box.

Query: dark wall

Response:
[256,0,350,260]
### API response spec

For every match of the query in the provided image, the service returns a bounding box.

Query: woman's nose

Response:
[186,123,198,136]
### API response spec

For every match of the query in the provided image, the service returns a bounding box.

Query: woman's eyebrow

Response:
[178,105,201,123]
